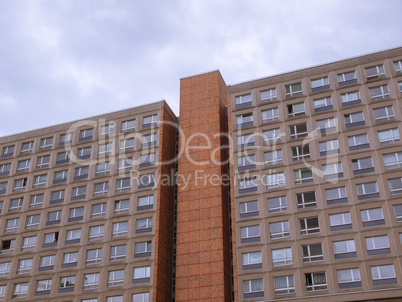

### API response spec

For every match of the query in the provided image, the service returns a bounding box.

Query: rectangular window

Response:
[0,182,6,194]
[322,162,343,179]
[263,128,281,143]
[77,147,91,160]
[357,182,379,200]
[326,187,347,204]
[94,182,108,197]
[239,177,257,194]
[237,134,255,148]
[139,173,155,188]
[33,174,47,188]
[370,85,390,100]
[36,279,52,293]
[266,172,285,189]
[120,138,134,151]
[111,244,127,261]
[89,225,104,241]
[56,151,70,164]
[84,273,100,290]
[13,283,29,299]
[116,178,131,192]
[305,272,327,291]
[297,191,316,208]
[337,268,361,288]
[99,143,113,156]
[63,251,79,267]
[0,262,11,276]
[121,119,136,132]
[43,232,58,247]
[53,170,68,184]
[274,276,295,295]
[238,155,256,170]
[294,168,313,184]
[100,124,115,136]
[366,235,390,255]
[59,276,75,290]
[338,71,357,86]
[25,214,40,229]
[262,108,279,122]
[243,279,264,298]
[365,64,385,79]
[270,221,289,239]
[29,193,44,208]
[108,270,125,287]
[240,200,259,217]
[292,145,310,160]
[383,152,402,170]
[114,199,130,214]
[289,123,307,138]
[374,106,395,122]
[302,244,323,262]
[96,162,110,175]
[37,155,50,168]
[388,177,402,195]
[352,157,374,174]
[136,219,151,234]
[5,218,19,232]
[378,128,400,145]
[371,265,396,285]
[285,82,302,97]
[394,205,402,222]
[0,163,11,176]
[272,248,292,266]
[329,212,352,231]
[113,221,129,237]
[311,77,329,91]
[142,133,157,147]
[40,255,54,267]
[264,150,282,165]
[341,91,361,106]
[317,117,336,133]
[133,266,151,282]
[394,60,402,74]
[66,229,81,243]
[138,195,154,209]
[135,241,152,258]
[242,251,262,269]
[21,141,34,153]
[47,210,62,225]
[348,133,369,150]
[241,225,260,243]
[1,145,15,158]
[59,133,73,145]
[260,88,277,102]
[22,236,36,251]
[268,196,287,214]
[399,81,402,93]
[117,158,133,172]
[107,296,123,302]
[86,248,102,265]
[9,198,23,212]
[361,208,385,227]
[300,217,320,235]
[79,128,93,141]
[345,112,365,128]
[313,97,333,112]
[333,239,356,259]
[74,166,89,180]
[142,115,158,127]
[236,113,253,128]
[0,239,14,254]
[140,153,155,167]
[0,285,5,301]
[50,189,65,204]
[17,159,30,171]
[235,94,252,108]
[91,203,106,218]
[72,185,86,200]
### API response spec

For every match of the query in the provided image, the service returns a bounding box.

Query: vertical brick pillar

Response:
[176,71,232,301]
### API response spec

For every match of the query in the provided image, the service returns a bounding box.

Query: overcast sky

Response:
[1,0,401,137]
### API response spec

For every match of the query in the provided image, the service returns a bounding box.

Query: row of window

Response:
[241,205,402,243]
[243,263,397,298]
[235,61,402,107]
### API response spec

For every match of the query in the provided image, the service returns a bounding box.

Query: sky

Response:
[0,0,401,137]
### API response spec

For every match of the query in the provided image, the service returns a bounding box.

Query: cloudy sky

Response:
[1,0,401,137]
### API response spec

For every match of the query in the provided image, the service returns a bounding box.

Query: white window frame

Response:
[371,265,396,280]
[269,221,290,239]
[89,225,104,241]
[361,208,384,222]
[369,85,390,100]
[86,248,102,265]
[337,268,361,284]
[311,77,329,89]
[266,172,285,189]
[356,182,379,196]
[262,108,279,122]
[113,221,129,237]
[83,273,100,290]
[305,272,327,291]
[272,248,292,266]
[263,128,281,143]
[274,275,295,295]
[365,64,385,79]
[374,106,395,122]
[302,244,323,262]
[341,91,360,103]
[108,270,125,287]
[294,168,313,184]
[17,259,32,274]
[300,217,320,235]
[285,82,302,97]
[378,128,400,145]
[260,88,277,102]
[366,235,389,251]
[314,97,332,109]
[241,225,260,239]
[329,212,351,226]
[242,251,262,266]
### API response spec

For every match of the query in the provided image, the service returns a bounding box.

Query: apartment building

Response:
[0,47,402,302]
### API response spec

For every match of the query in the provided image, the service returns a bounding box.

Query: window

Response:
[116,178,131,192]
[317,117,336,133]
[0,285,5,301]
[383,152,402,170]
[142,133,157,147]
[311,76,329,91]
[300,217,320,235]
[138,173,154,188]
[0,262,11,276]
[348,133,369,150]
[241,225,260,242]
[357,182,379,200]
[394,60,402,74]
[118,158,133,171]
[107,296,123,302]
[28,195,42,209]
[0,163,11,176]
[140,153,155,167]
[292,145,310,160]
[330,212,352,231]
[237,134,254,148]
[36,279,52,294]
[322,162,343,179]
[65,229,81,243]
[338,71,357,85]
[17,259,32,274]
[374,106,395,122]
[59,276,75,291]
[108,270,124,287]
[261,108,279,122]
[361,208,385,227]
[71,185,86,200]
[399,81,402,93]
[326,187,347,205]
[99,143,113,156]
[263,128,281,143]
[22,235,36,251]
[13,282,28,298]
[366,235,390,255]
[333,239,356,259]
[135,218,151,234]
[239,177,257,194]
[294,168,313,184]
[1,145,15,157]
[33,174,47,187]
[341,91,361,106]
[289,123,307,138]
[122,119,136,132]
[143,115,158,127]
[113,221,129,237]
[297,191,316,208]
[272,248,292,266]
[270,221,289,239]
[21,141,34,153]
[242,251,262,269]
[111,245,127,261]
[238,155,256,170]
[236,113,253,128]
[388,177,402,195]
[96,162,110,175]
[352,157,374,174]
[0,201,2,213]
[371,265,396,285]
[240,200,259,217]
[79,128,93,141]
[59,133,73,145]
[86,248,102,265]
[114,199,129,214]
[0,182,6,194]
[138,195,154,209]
[63,252,78,267]
[345,112,365,128]
[100,124,115,136]
[50,189,65,203]
[89,225,104,241]
[365,64,385,79]
[5,218,19,232]
[133,293,149,302]
[26,214,40,229]
[235,94,252,108]
[338,268,361,288]
[243,279,264,298]
[305,272,327,291]
[260,88,277,102]
[133,266,151,283]
[0,239,14,254]
[285,82,302,97]
[91,203,106,218]
[9,197,23,211]
[302,244,323,262]
[120,138,134,151]
[17,159,30,171]
[47,210,62,225]
[314,97,333,112]
[83,273,100,290]
[68,207,84,222]
[264,150,282,165]
[274,276,295,295]
[266,172,285,189]
[369,85,390,100]
[43,232,58,247]
[378,128,400,145]
[394,205,402,222]
[53,170,68,184]
[268,196,287,213]
[93,182,108,197]
[36,155,50,168]
[56,151,70,164]
[74,166,89,179]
